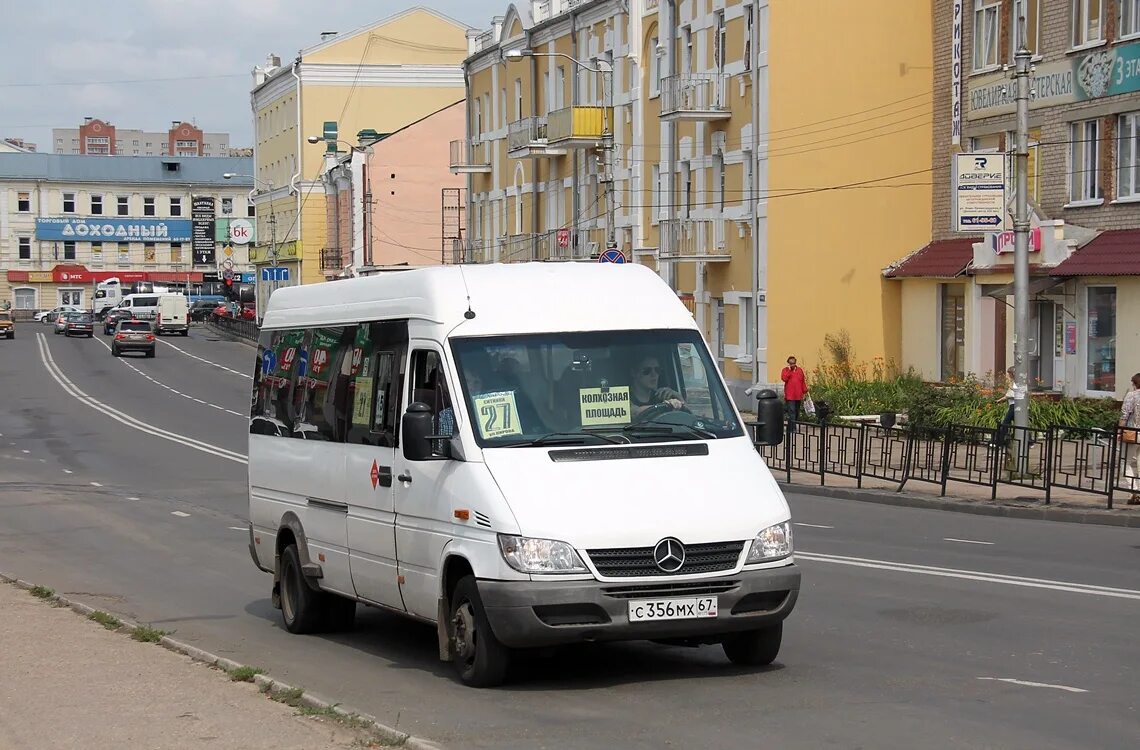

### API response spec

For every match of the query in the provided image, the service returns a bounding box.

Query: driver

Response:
[629,355,684,419]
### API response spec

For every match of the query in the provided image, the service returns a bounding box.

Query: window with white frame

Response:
[682,27,693,74]
[62,192,75,213]
[1123,0,1140,38]
[715,11,726,72]
[651,164,662,221]
[170,197,182,216]
[13,288,36,310]
[17,191,30,212]
[973,1,1001,71]
[1072,0,1103,47]
[651,38,662,97]
[63,241,76,260]
[1118,112,1140,199]
[682,161,692,218]
[117,196,129,216]
[1012,0,1040,56]
[743,150,754,205]
[18,237,31,260]
[713,150,725,211]
[744,4,754,72]
[1069,119,1102,203]
[514,78,522,121]
[500,87,506,130]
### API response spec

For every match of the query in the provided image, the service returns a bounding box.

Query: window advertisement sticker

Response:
[352,377,374,426]
[579,386,631,426]
[473,391,523,439]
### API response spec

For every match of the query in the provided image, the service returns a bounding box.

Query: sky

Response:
[0,0,507,151]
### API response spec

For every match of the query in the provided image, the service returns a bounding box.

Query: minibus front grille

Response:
[586,541,745,577]
[601,580,740,599]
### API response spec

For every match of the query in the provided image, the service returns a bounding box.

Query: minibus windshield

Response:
[451,329,743,447]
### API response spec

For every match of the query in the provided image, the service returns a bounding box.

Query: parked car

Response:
[103,308,135,336]
[189,299,219,322]
[64,313,95,338]
[55,311,84,335]
[240,304,257,321]
[0,310,13,339]
[110,320,156,358]
[36,305,81,324]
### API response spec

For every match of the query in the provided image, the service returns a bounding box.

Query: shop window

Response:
[940,284,966,381]
[1086,287,1115,392]
[14,288,36,310]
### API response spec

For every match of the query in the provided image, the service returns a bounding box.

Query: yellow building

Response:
[250,6,470,308]
[460,0,933,402]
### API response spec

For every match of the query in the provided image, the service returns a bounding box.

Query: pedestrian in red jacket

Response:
[781,355,808,431]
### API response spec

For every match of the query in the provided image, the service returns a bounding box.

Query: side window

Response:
[250,328,306,437]
[345,320,408,447]
[409,349,455,440]
[292,327,355,442]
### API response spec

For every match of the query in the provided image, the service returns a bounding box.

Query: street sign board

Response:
[192,196,217,265]
[222,268,235,282]
[260,266,290,282]
[953,152,1006,232]
[557,228,569,248]
[228,218,254,245]
[599,247,626,264]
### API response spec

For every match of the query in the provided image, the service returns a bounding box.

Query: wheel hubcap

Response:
[282,568,296,622]
[453,601,477,665]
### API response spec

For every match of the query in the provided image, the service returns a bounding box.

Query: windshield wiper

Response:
[498,431,625,448]
[621,420,719,440]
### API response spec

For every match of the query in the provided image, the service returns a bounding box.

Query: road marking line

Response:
[228,526,247,531]
[36,334,248,465]
[127,497,140,501]
[20,449,30,454]
[796,551,1140,601]
[976,677,1088,694]
[794,522,834,529]
[944,537,995,545]
[159,339,251,379]
[90,482,103,487]
[63,469,73,474]
[171,511,191,518]
[91,334,244,419]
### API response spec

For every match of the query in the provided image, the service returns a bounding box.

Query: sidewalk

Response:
[0,579,413,750]
[778,469,1140,527]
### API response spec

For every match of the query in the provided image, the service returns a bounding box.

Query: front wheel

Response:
[449,575,511,687]
[722,623,782,667]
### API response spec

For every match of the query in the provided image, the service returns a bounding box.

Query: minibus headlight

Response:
[498,535,587,574]
[746,521,793,563]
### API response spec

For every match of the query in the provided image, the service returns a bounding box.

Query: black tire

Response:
[180,329,189,336]
[111,345,120,357]
[722,623,782,667]
[145,349,155,358]
[87,333,93,338]
[278,544,325,634]
[449,575,511,687]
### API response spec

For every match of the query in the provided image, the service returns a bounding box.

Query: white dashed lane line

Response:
[171,511,191,518]
[944,537,995,546]
[794,523,834,529]
[90,482,103,487]
[92,335,245,417]
[159,338,252,379]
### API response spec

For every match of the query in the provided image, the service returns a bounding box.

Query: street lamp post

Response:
[504,48,615,257]
[223,172,276,313]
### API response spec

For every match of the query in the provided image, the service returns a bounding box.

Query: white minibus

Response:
[246,263,798,687]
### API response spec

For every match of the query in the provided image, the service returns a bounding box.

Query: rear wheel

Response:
[278,544,325,634]
[449,575,511,687]
[145,349,155,358]
[722,624,782,667]
[180,329,189,337]
[111,345,120,357]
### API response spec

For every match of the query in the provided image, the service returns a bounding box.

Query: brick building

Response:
[886,0,1140,399]
[53,118,232,157]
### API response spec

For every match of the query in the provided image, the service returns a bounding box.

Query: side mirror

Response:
[753,388,785,446]
[402,402,436,461]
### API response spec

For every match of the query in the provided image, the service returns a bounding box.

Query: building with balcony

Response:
[885,0,1140,399]
[52,118,231,157]
[461,1,935,399]
[250,6,470,304]
[0,153,254,311]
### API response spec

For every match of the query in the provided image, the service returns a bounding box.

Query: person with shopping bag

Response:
[781,355,810,432]
[1121,372,1140,505]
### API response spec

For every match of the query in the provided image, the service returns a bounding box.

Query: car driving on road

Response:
[38,305,81,324]
[111,320,156,358]
[64,313,95,338]
[103,308,135,336]
[54,311,84,335]
[0,311,13,339]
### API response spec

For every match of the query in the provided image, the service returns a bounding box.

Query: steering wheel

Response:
[633,401,690,423]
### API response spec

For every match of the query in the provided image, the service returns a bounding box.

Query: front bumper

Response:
[478,564,800,648]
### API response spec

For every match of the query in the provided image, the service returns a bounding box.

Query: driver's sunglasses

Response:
[640,366,661,375]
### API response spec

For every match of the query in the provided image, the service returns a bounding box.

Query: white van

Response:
[113,293,161,321]
[246,263,799,687]
[155,294,189,336]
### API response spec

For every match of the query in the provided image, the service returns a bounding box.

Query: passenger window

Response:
[250,329,306,437]
[292,327,355,441]
[409,350,455,447]
[345,320,408,447]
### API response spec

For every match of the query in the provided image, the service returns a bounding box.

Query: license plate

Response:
[627,596,718,622]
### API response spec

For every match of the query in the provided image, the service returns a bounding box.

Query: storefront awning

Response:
[883,237,980,278]
[982,276,1064,298]
[1051,229,1140,276]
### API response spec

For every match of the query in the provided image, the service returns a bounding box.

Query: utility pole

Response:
[601,60,615,253]
[1012,42,1031,435]
[268,203,279,301]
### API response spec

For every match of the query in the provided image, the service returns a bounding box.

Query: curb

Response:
[0,572,443,750]
[779,482,1140,528]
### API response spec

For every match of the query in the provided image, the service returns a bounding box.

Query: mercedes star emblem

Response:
[653,537,686,573]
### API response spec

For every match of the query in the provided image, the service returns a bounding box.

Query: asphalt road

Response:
[1,324,1137,749]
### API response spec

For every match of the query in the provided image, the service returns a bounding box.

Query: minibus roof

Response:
[261,262,698,336]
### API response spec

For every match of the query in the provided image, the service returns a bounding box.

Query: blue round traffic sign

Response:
[599,248,626,264]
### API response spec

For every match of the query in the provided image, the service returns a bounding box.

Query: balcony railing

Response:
[507,115,563,158]
[660,74,730,120]
[546,106,613,146]
[658,218,730,261]
[320,246,345,272]
[498,229,607,262]
[448,238,486,265]
[449,139,492,173]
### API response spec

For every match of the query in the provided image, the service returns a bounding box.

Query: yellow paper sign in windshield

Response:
[579,386,631,426]
[473,391,523,439]
[351,377,373,426]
